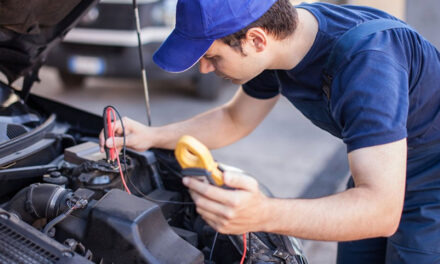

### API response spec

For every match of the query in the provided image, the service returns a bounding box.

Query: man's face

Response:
[198,40,266,85]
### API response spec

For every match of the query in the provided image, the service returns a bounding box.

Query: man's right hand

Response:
[99,116,154,155]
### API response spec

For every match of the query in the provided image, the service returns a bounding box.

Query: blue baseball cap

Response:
[153,0,278,73]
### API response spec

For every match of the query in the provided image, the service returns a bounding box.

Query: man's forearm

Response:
[152,106,247,150]
[149,88,279,150]
[261,187,401,241]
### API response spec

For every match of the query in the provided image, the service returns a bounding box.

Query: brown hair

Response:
[221,0,298,54]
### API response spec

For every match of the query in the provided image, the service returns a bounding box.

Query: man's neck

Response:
[269,8,318,70]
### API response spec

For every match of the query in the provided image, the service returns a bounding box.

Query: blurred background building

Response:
[45,0,224,100]
[46,0,439,101]
[292,0,440,49]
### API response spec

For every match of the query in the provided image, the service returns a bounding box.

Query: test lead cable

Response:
[105,106,131,194]
[240,233,247,264]
[104,105,195,205]
[132,0,152,126]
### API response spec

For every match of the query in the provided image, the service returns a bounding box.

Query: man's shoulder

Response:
[297,2,399,36]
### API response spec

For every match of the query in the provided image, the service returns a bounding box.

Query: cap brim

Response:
[153,29,214,73]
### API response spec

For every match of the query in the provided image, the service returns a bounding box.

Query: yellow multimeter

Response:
[175,135,224,186]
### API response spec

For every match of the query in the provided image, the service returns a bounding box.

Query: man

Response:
[100,0,440,263]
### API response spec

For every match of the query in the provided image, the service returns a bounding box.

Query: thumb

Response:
[223,171,258,191]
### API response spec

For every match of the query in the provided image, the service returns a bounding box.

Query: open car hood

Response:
[0,0,99,89]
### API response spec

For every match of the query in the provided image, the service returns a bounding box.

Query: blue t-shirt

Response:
[243,3,440,152]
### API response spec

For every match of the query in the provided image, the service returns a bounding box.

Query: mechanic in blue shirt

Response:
[100,0,440,262]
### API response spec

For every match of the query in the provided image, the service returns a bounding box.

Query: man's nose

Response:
[199,58,215,74]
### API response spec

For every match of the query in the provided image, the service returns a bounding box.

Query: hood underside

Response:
[0,0,98,85]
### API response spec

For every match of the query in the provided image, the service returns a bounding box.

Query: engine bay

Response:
[0,0,311,262]
[0,87,307,264]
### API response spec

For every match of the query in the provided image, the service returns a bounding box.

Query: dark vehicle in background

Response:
[46,0,222,100]
[0,0,307,263]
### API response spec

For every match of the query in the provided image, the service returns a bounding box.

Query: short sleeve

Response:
[242,70,280,99]
[331,50,409,152]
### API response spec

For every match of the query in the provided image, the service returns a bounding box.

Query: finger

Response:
[198,208,239,235]
[197,207,222,225]
[114,116,135,136]
[223,171,258,191]
[99,130,105,152]
[190,191,230,217]
[112,120,124,136]
[183,177,234,205]
[106,136,125,150]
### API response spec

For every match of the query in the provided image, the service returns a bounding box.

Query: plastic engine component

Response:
[84,189,204,264]
[64,142,105,164]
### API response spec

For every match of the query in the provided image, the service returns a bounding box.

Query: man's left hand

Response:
[182,171,270,234]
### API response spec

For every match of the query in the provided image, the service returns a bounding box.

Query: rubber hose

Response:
[3,183,71,224]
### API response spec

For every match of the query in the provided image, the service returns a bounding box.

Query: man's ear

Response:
[245,27,267,53]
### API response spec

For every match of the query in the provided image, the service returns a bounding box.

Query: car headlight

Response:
[80,6,100,25]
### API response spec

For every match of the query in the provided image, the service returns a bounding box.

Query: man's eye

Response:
[205,56,217,61]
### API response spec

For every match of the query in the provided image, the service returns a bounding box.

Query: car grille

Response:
[0,222,59,264]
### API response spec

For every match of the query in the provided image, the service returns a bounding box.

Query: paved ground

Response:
[28,67,348,263]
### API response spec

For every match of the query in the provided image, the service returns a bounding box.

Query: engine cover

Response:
[84,189,204,264]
